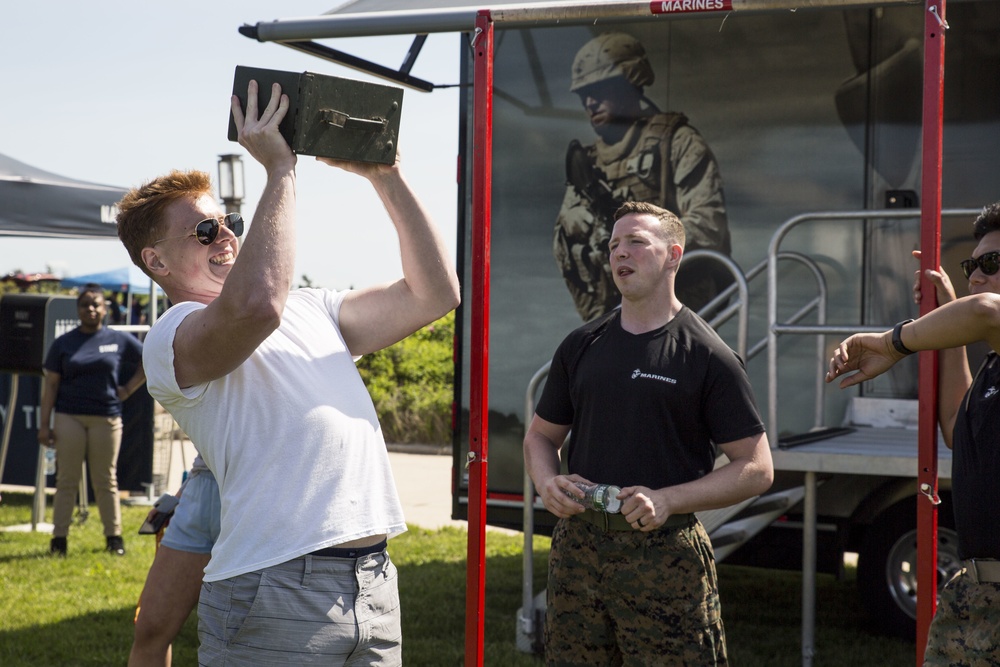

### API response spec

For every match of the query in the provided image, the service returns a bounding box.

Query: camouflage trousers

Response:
[923,570,1000,666]
[545,516,727,666]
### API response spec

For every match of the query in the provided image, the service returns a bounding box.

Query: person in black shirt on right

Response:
[827,202,1000,664]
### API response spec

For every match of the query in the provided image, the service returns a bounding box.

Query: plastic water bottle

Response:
[572,482,622,514]
[44,447,56,476]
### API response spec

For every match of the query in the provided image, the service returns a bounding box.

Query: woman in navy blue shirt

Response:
[38,284,145,556]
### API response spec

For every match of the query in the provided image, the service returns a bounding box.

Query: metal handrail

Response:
[765,207,981,442]
[519,361,549,643]
[683,249,749,359]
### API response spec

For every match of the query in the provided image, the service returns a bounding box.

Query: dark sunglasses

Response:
[960,250,1000,279]
[152,213,244,247]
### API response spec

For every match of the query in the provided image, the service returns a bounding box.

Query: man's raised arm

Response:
[331,154,461,355]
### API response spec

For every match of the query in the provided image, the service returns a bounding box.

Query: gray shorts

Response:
[160,468,220,554]
[197,550,402,666]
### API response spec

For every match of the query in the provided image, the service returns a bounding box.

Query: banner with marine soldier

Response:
[456,6,1000,508]
[555,32,731,321]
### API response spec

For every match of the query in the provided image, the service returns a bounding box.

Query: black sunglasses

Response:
[152,213,244,247]
[960,250,1000,280]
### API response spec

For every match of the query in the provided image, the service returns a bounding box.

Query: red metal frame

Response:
[465,2,947,664]
[466,11,494,667]
[916,0,946,658]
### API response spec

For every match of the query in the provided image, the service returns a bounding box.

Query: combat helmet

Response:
[569,32,655,93]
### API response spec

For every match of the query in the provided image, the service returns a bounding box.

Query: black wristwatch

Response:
[892,319,916,355]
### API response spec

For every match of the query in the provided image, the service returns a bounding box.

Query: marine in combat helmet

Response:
[554,31,732,321]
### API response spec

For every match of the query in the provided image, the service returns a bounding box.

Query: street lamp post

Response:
[217,154,246,214]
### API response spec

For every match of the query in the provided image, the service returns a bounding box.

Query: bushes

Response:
[357,312,455,445]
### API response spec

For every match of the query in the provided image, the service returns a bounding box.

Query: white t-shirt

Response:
[144,288,406,581]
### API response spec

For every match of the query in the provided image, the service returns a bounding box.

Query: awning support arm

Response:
[238,26,436,92]
[399,34,428,76]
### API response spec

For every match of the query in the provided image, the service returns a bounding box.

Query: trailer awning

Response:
[245,0,598,41]
[240,0,927,90]
[247,0,928,40]
[238,0,566,90]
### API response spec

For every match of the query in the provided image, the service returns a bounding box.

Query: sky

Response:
[1,1,461,292]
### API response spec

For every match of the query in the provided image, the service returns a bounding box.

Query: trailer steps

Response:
[704,485,807,561]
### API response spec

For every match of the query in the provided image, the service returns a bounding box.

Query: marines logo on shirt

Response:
[631,368,677,384]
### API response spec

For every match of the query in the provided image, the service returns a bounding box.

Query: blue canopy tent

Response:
[61,265,152,296]
[62,265,157,327]
[62,265,160,327]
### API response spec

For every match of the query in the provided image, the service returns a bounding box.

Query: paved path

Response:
[387,449,471,530]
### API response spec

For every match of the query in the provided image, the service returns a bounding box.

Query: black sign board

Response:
[0,295,78,375]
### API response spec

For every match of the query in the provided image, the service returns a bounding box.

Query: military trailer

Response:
[243,0,1000,657]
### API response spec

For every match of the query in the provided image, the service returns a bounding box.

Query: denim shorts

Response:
[160,468,221,554]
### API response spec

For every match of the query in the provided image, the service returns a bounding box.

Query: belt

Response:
[309,539,387,559]
[964,559,1000,584]
[575,509,694,533]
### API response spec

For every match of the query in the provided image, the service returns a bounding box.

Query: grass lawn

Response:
[0,491,915,666]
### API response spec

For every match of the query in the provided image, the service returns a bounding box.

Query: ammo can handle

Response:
[320,109,388,131]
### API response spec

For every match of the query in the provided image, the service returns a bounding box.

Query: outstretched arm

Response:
[826,293,1000,390]
[326,154,460,355]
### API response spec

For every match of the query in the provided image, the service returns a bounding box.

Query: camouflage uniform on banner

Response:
[555,33,732,321]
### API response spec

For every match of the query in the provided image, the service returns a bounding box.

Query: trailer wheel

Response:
[856,497,962,641]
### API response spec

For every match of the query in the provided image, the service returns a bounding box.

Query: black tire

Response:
[856,497,962,641]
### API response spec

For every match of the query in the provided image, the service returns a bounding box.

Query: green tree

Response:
[357,311,455,445]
